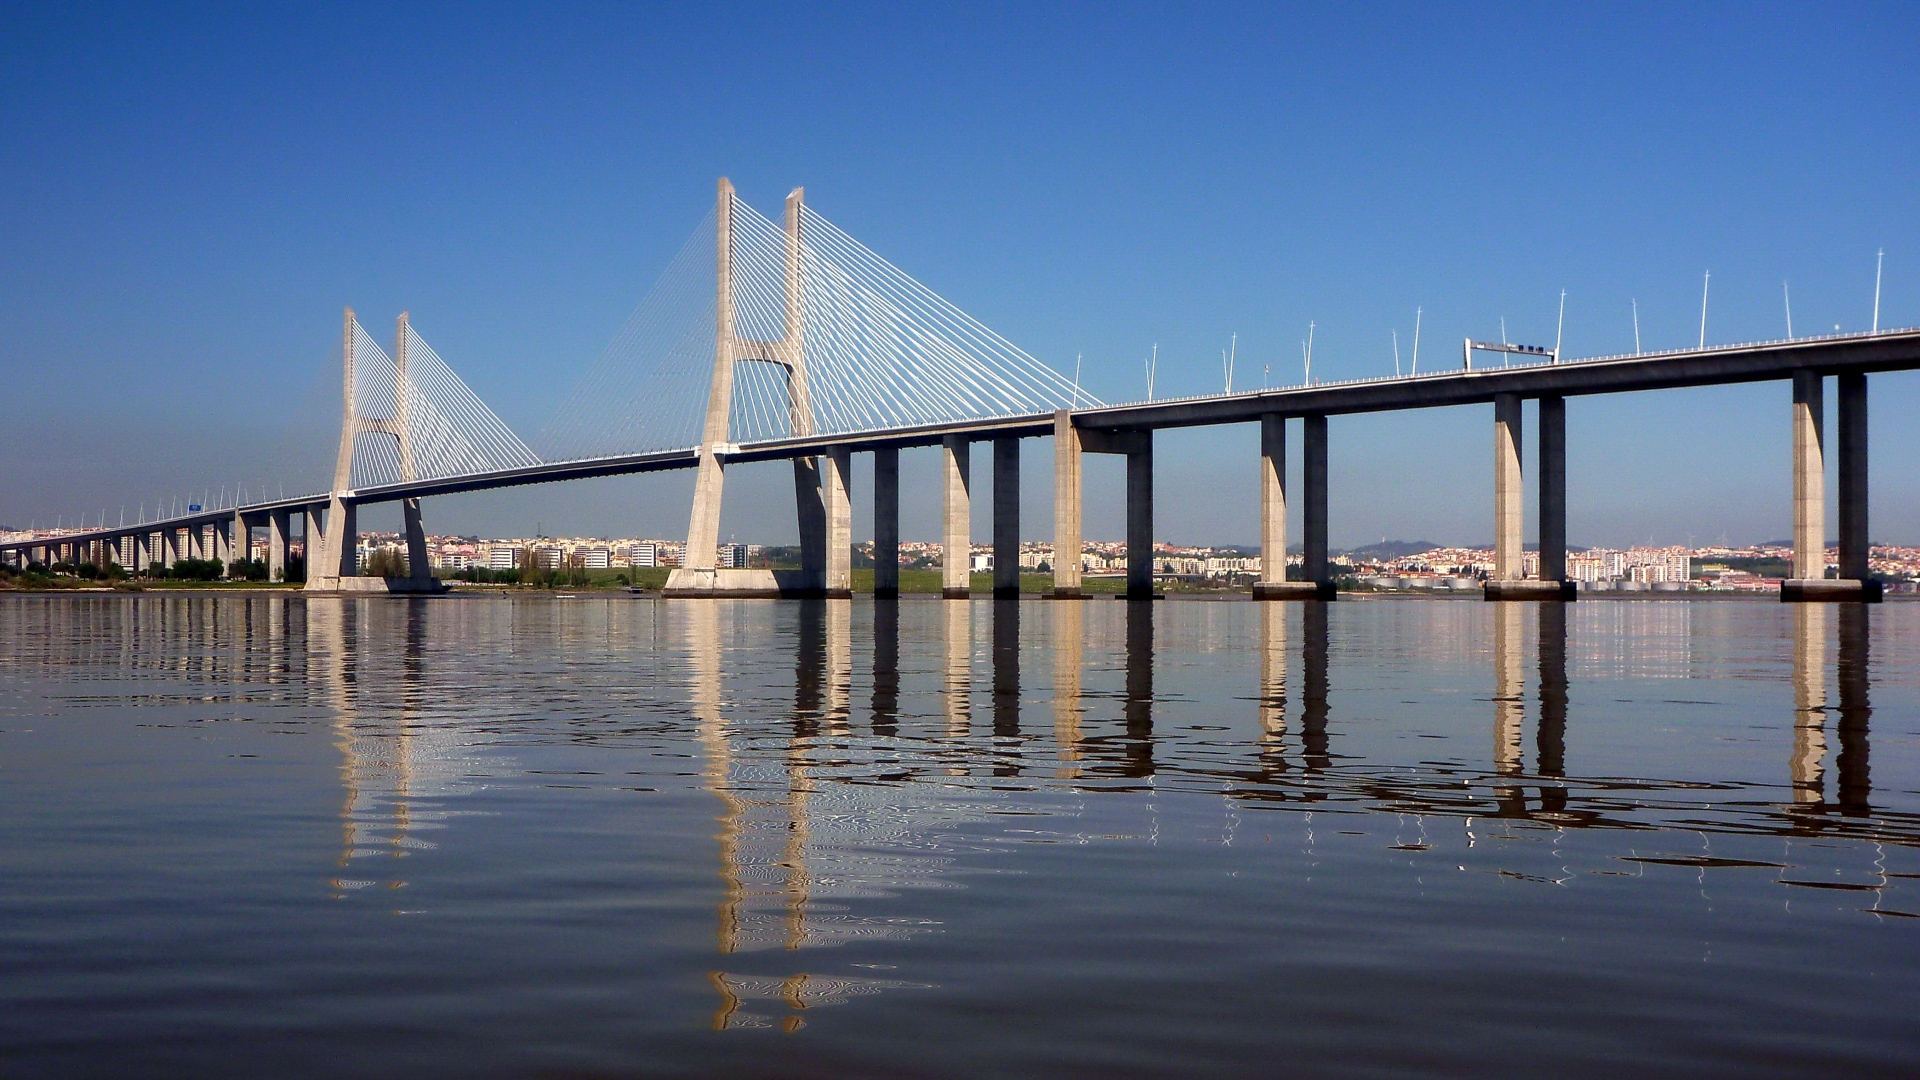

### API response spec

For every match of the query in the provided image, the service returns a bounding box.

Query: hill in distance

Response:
[1339,540,1446,561]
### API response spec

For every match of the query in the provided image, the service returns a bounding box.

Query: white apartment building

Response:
[487,546,518,570]
[717,543,748,568]
[580,547,610,570]
[628,541,657,568]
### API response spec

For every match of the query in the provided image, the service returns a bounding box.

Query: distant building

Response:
[488,546,518,570]
[581,547,610,570]
[628,541,657,568]
[718,543,748,568]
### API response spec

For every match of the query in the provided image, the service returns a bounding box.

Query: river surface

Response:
[1,594,1917,1077]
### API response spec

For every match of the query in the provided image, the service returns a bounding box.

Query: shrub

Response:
[362,547,407,578]
[228,559,268,581]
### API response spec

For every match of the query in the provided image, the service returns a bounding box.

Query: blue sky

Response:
[3,3,1916,548]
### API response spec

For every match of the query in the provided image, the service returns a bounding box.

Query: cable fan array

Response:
[348,318,540,490]
[539,194,1096,460]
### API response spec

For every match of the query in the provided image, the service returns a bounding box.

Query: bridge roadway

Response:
[6,328,1916,598]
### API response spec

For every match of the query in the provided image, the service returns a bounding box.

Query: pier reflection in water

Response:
[4,594,1919,1076]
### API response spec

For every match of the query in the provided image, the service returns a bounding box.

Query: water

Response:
[2,594,1917,1077]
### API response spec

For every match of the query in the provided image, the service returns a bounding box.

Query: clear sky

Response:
[3,3,1916,549]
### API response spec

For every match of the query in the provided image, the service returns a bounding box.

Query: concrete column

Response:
[314,499,357,580]
[1259,413,1286,587]
[794,457,827,586]
[1791,370,1825,581]
[402,497,431,581]
[305,506,324,577]
[942,435,972,599]
[228,511,246,573]
[1538,396,1566,584]
[1837,372,1869,583]
[1493,393,1524,581]
[268,510,289,581]
[1052,411,1083,598]
[823,446,852,597]
[1126,435,1154,600]
[873,447,899,597]
[1303,414,1329,587]
[993,436,1020,597]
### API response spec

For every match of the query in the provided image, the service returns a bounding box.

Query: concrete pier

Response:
[1837,372,1872,588]
[1302,414,1332,596]
[1778,369,1878,601]
[823,446,852,598]
[1786,369,1879,601]
[1052,411,1084,598]
[1492,393,1523,582]
[793,456,827,588]
[1538,396,1567,585]
[400,498,431,583]
[1791,370,1824,581]
[268,510,290,581]
[1126,432,1153,600]
[1255,413,1329,599]
[993,436,1020,597]
[873,447,900,597]
[1487,394,1576,601]
[943,434,972,599]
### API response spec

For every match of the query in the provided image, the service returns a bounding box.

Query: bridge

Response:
[4,178,1913,603]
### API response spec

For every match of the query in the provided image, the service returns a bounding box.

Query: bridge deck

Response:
[6,328,1918,555]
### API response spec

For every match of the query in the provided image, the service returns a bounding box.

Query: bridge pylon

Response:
[666,178,844,597]
[306,309,444,593]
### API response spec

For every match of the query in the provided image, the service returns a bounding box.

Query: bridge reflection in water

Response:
[654,596,1907,1030]
[19,587,1837,1039]
[0,593,1906,1038]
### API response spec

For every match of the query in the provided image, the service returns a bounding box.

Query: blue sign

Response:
[187,504,202,513]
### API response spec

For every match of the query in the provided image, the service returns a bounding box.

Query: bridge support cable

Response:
[654,178,1094,597]
[538,207,721,462]
[309,310,535,591]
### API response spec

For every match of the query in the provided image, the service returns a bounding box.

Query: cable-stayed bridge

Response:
[5,178,1918,603]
